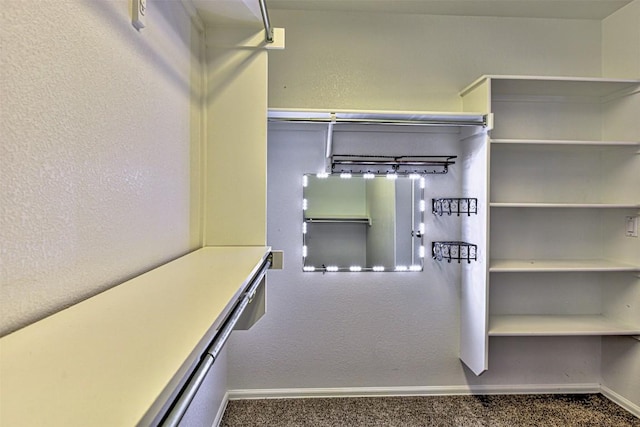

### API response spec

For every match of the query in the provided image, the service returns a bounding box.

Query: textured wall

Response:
[227,126,602,391]
[227,11,607,392]
[0,1,197,335]
[267,10,602,112]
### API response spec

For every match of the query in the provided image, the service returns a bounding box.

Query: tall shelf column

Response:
[460,75,640,375]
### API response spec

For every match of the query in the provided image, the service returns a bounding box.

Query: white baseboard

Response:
[212,392,230,427]
[601,385,640,418]
[227,383,601,400]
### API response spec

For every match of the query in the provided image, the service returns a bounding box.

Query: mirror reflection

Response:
[302,174,425,272]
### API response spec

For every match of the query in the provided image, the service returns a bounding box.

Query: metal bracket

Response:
[484,113,494,130]
[269,250,284,270]
[324,113,336,172]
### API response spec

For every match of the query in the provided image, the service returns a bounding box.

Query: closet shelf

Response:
[490,202,640,209]
[489,259,640,273]
[0,246,272,426]
[462,75,640,98]
[490,139,640,147]
[489,315,640,336]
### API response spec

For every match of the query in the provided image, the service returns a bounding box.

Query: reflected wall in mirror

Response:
[302,174,425,272]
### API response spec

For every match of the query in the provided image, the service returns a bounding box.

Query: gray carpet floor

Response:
[220,394,639,426]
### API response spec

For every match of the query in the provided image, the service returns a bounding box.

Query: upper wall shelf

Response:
[268,109,488,127]
[461,75,640,100]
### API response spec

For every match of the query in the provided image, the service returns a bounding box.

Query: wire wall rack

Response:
[432,198,478,216]
[331,155,457,175]
[432,241,477,263]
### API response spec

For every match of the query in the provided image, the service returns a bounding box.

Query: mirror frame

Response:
[302,173,426,272]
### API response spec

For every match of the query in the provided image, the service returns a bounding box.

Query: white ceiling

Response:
[193,0,634,24]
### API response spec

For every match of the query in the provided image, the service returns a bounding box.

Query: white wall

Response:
[226,10,610,393]
[227,128,600,393]
[602,0,640,78]
[267,10,602,112]
[0,1,199,334]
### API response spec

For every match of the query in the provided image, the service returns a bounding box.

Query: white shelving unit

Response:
[460,75,640,375]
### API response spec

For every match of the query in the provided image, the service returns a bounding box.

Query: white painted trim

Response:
[227,384,601,400]
[177,0,205,33]
[212,392,230,427]
[600,385,640,418]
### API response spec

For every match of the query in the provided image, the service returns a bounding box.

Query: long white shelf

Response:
[490,259,640,273]
[489,315,640,336]
[268,108,486,125]
[490,202,640,209]
[491,138,640,147]
[0,246,271,427]
[461,75,640,98]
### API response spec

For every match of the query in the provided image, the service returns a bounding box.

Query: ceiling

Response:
[193,0,634,24]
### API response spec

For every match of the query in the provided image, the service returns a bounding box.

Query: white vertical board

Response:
[366,179,397,267]
[602,3,640,411]
[205,27,269,246]
[460,77,491,114]
[460,131,490,375]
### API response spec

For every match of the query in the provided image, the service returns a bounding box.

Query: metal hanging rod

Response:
[268,117,487,127]
[160,257,272,426]
[258,0,274,43]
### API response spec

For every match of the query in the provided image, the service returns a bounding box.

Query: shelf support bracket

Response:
[324,113,336,172]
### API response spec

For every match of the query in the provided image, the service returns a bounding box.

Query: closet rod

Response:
[160,257,272,426]
[259,0,274,43]
[268,117,487,127]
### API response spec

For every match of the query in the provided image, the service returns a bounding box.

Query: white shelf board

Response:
[0,246,271,427]
[461,75,640,98]
[489,315,640,336]
[490,259,640,273]
[490,76,639,98]
[490,203,640,209]
[491,138,640,147]
[268,108,486,124]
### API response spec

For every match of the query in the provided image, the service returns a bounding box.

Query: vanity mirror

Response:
[302,173,426,272]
